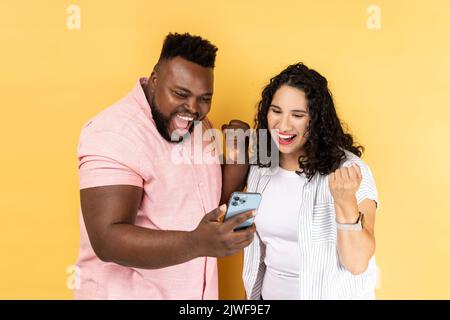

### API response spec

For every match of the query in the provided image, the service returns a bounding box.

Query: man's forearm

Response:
[97,224,200,269]
[220,163,249,205]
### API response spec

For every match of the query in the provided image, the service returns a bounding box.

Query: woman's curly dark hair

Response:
[255,62,364,180]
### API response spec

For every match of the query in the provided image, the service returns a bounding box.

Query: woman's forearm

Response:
[334,200,376,275]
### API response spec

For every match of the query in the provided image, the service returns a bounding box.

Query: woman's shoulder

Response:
[340,150,371,170]
[248,164,264,180]
[339,150,377,186]
[246,164,270,190]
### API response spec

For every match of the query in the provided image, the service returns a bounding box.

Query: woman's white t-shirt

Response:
[256,167,306,299]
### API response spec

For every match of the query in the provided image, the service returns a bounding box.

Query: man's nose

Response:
[184,98,199,114]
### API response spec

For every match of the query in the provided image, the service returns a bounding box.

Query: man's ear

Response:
[149,70,158,92]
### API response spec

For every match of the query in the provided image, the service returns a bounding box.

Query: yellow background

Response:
[1,0,449,299]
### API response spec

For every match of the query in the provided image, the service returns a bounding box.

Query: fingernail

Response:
[219,204,226,211]
[252,210,256,216]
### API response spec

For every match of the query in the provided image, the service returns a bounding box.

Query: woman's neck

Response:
[279,151,304,171]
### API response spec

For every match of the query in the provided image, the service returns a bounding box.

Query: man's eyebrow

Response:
[173,86,212,97]
[172,86,192,94]
[270,104,308,113]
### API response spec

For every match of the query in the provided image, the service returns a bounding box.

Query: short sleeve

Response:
[342,155,379,208]
[77,129,143,189]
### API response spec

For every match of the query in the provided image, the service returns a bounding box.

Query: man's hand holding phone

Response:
[190,204,256,257]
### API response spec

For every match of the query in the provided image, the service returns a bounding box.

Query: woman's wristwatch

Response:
[336,212,365,231]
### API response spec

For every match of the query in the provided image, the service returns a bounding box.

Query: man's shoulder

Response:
[82,98,140,131]
[79,93,152,147]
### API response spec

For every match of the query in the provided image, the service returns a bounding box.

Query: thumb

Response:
[352,162,362,180]
[207,204,227,222]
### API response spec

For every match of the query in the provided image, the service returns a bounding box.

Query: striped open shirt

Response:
[243,150,379,300]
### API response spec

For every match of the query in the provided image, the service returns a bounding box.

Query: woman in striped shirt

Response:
[242,63,379,299]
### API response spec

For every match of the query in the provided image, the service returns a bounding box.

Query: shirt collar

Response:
[132,77,153,121]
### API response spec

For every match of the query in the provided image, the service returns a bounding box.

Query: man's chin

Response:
[167,127,193,143]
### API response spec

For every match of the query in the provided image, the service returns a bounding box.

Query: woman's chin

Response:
[279,144,303,156]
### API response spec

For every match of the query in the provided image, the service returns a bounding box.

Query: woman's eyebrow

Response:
[291,109,308,114]
[270,104,307,113]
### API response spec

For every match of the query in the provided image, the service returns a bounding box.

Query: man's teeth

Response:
[279,133,296,139]
[176,114,194,121]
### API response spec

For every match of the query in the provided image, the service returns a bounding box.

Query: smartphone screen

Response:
[224,192,262,231]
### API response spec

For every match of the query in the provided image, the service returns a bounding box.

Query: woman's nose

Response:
[278,115,292,132]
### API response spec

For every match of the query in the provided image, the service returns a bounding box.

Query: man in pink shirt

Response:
[76,33,254,299]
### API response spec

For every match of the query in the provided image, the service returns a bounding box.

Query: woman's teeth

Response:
[279,133,295,140]
[278,133,297,145]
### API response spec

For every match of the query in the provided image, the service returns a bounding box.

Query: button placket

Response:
[183,143,208,214]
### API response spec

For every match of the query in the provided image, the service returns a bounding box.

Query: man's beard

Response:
[150,96,197,143]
